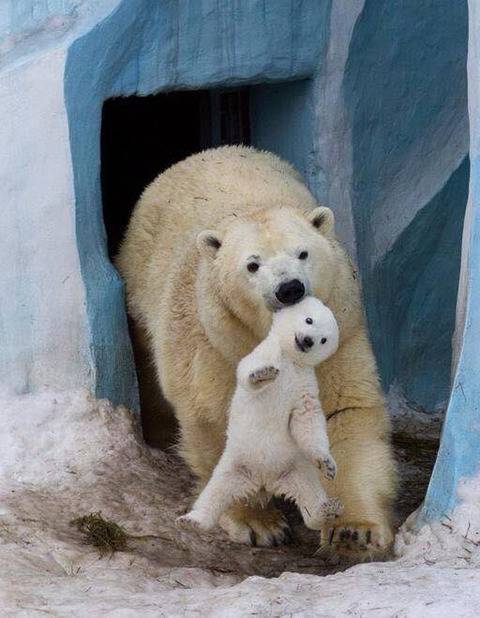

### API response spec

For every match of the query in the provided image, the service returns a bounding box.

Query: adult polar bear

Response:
[117,146,396,561]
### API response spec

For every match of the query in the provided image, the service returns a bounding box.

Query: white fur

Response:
[119,147,397,555]
[177,297,342,532]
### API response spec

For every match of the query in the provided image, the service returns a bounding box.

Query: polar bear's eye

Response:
[298,251,309,260]
[247,262,260,273]
[305,317,313,324]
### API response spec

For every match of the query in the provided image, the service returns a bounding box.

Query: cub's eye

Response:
[305,317,313,324]
[321,337,327,344]
[247,262,260,273]
[298,251,309,260]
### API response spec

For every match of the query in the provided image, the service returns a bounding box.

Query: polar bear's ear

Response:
[196,230,223,258]
[307,207,335,235]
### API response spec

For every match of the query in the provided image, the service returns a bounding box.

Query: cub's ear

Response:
[196,230,223,258]
[307,206,335,235]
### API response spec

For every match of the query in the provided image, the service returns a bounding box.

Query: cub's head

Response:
[196,206,337,332]
[271,296,339,366]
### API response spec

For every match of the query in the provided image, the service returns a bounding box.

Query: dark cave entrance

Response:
[101,87,251,446]
[101,88,251,260]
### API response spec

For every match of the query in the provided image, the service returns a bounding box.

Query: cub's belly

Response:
[234,438,299,481]
[235,453,309,497]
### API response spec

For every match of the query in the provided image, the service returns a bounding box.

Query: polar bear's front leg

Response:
[289,396,336,480]
[237,337,281,390]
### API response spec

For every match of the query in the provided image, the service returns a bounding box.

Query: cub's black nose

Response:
[302,336,314,349]
[275,279,305,305]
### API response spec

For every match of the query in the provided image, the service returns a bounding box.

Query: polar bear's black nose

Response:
[302,336,314,349]
[276,279,305,305]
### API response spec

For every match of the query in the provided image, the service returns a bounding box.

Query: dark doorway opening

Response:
[101,88,251,259]
[101,87,251,446]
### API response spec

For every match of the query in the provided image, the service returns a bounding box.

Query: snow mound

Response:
[396,475,480,568]
[1,389,480,616]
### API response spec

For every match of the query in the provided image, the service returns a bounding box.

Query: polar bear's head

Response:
[196,206,337,334]
[272,296,339,366]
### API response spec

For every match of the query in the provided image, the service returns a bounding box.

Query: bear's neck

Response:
[217,280,271,341]
[197,275,269,365]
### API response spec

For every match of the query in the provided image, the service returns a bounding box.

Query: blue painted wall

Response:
[370,158,469,410]
[250,79,317,189]
[65,0,331,406]
[0,1,78,32]
[344,0,469,412]
[420,0,480,521]
[421,156,480,520]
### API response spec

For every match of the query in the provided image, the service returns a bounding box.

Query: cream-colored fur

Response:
[176,297,342,533]
[116,145,397,559]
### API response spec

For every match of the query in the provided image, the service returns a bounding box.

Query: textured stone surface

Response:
[0,48,91,395]
[342,0,469,411]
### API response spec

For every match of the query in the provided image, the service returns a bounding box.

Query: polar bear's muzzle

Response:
[295,335,314,353]
[275,279,305,306]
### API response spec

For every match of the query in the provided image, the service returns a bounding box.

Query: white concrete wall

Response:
[0,48,92,393]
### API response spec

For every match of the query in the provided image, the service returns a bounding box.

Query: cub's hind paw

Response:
[317,455,337,480]
[175,511,211,532]
[320,497,343,521]
[249,365,279,387]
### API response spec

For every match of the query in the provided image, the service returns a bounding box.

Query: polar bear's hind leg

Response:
[176,459,260,532]
[273,463,341,530]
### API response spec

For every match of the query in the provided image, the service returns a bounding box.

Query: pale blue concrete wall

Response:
[420,0,480,521]
[250,80,317,188]
[343,0,469,413]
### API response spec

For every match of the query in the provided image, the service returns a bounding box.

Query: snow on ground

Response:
[1,389,480,617]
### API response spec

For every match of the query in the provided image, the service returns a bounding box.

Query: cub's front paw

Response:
[249,365,279,388]
[317,455,337,480]
[175,511,212,532]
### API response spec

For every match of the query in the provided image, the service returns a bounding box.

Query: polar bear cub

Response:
[177,297,343,533]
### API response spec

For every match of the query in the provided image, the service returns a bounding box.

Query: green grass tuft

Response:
[71,512,128,556]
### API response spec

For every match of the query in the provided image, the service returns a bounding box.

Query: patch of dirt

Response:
[393,432,439,524]
[128,430,440,579]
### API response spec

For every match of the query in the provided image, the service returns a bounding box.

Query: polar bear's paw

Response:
[316,519,394,564]
[219,503,291,547]
[317,455,337,480]
[248,365,280,388]
[175,511,212,532]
